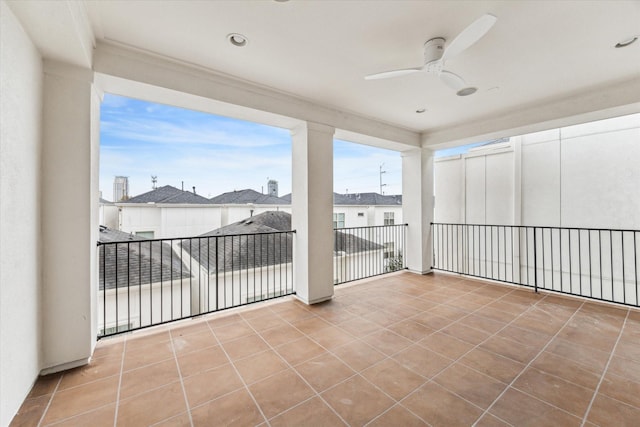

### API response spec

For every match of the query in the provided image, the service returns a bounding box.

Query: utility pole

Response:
[379,163,387,195]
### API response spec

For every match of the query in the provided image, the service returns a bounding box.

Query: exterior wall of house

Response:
[333,205,403,228]
[99,203,119,229]
[118,205,224,238]
[223,205,292,226]
[0,4,44,424]
[434,113,640,229]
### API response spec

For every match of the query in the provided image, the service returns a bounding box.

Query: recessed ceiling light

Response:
[615,36,638,48]
[274,0,290,2]
[227,33,248,47]
[457,87,477,97]
[416,108,426,114]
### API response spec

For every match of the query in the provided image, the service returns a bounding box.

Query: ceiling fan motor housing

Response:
[424,37,445,72]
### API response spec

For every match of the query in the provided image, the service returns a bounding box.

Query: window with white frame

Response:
[384,212,395,225]
[333,212,345,229]
[383,242,395,259]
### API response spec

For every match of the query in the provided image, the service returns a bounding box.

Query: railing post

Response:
[533,227,538,293]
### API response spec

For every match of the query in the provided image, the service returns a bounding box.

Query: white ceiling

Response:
[8,0,640,143]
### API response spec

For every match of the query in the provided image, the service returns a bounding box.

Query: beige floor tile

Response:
[362,358,425,400]
[367,404,428,427]
[222,334,270,359]
[331,340,387,372]
[249,369,315,419]
[182,363,244,408]
[459,348,525,383]
[418,331,474,360]
[259,324,305,347]
[489,387,581,427]
[513,367,594,417]
[402,382,484,426]
[176,345,229,378]
[191,389,265,426]
[275,336,327,366]
[321,375,394,426]
[434,362,507,409]
[117,382,187,426]
[393,344,452,378]
[10,395,50,427]
[119,359,180,400]
[233,349,289,385]
[171,329,217,355]
[295,353,354,392]
[307,326,355,350]
[41,376,119,425]
[43,403,115,427]
[586,393,640,427]
[269,397,346,427]
[362,329,412,356]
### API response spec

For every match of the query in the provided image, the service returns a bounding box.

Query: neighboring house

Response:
[99,197,118,229]
[209,189,291,225]
[97,226,192,335]
[116,185,221,238]
[114,184,403,240]
[281,192,403,229]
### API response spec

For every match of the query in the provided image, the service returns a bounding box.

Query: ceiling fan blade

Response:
[441,14,497,62]
[439,70,466,91]
[364,67,423,80]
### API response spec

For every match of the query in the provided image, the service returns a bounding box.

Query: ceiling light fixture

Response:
[615,36,638,48]
[416,108,426,114]
[457,87,477,97]
[227,33,248,47]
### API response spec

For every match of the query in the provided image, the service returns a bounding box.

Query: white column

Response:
[291,122,335,304]
[40,60,99,373]
[402,148,435,274]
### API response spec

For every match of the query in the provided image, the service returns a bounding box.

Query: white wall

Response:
[0,3,43,425]
[434,113,640,229]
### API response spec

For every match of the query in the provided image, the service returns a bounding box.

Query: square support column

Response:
[40,60,100,373]
[402,148,435,274]
[291,122,335,304]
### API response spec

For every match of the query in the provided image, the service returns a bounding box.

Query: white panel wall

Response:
[0,3,43,424]
[434,157,464,223]
[521,131,561,226]
[486,152,515,225]
[561,126,640,229]
[464,156,486,224]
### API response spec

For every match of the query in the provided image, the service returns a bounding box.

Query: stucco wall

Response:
[0,3,43,424]
[435,113,640,229]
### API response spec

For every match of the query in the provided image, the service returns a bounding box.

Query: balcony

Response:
[12,272,640,426]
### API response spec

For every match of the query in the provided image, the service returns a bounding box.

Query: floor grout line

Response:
[36,374,63,427]
[168,329,195,427]
[580,309,630,426]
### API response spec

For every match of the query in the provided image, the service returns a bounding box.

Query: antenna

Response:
[151,175,157,190]
[379,163,387,195]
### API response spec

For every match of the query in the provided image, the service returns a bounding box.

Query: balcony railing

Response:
[334,224,407,285]
[97,230,295,338]
[432,222,640,307]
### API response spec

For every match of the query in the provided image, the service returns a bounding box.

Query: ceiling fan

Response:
[365,14,497,96]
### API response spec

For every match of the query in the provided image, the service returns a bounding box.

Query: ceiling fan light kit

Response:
[365,13,497,96]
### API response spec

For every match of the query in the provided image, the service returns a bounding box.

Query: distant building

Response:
[267,179,278,197]
[113,176,129,202]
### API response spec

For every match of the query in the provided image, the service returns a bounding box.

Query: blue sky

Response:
[100,94,404,200]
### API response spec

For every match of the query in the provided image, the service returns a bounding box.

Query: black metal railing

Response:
[97,230,295,338]
[334,224,407,285]
[432,223,640,307]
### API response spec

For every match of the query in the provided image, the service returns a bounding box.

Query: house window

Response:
[135,231,154,239]
[333,213,345,229]
[384,242,395,259]
[357,212,364,217]
[384,212,395,225]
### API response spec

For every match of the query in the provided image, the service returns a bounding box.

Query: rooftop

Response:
[13,272,640,426]
[121,185,213,205]
[210,189,289,205]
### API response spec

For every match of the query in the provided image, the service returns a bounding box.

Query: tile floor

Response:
[11,272,640,426]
